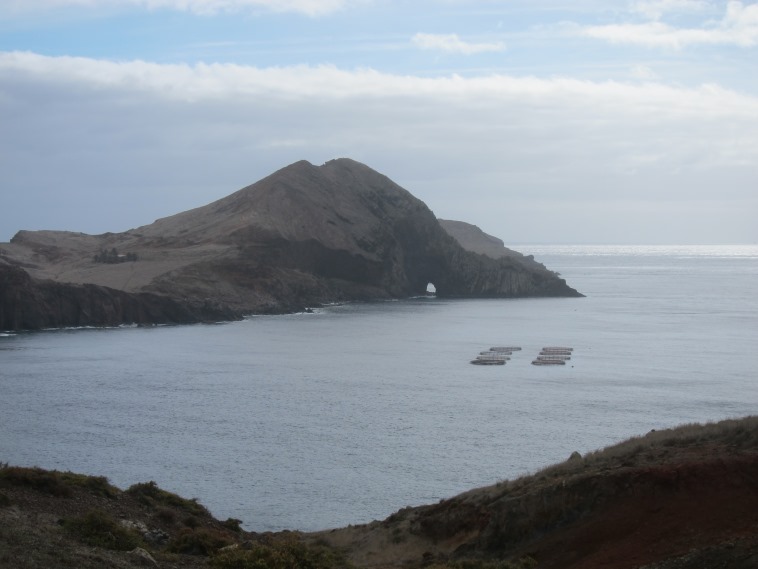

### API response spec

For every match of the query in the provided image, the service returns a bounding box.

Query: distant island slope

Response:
[0,159,580,331]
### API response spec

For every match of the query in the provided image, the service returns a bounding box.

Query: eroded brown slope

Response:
[315,417,758,569]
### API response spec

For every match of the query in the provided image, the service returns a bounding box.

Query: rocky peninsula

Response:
[0,158,580,331]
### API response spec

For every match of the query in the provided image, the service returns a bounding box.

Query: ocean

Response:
[1,244,756,531]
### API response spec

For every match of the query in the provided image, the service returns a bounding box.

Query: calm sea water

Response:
[1,244,757,531]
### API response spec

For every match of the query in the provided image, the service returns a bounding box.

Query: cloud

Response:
[412,33,506,55]
[581,1,758,48]
[630,0,708,20]
[629,64,657,80]
[0,0,351,16]
[0,51,756,243]
[2,51,756,117]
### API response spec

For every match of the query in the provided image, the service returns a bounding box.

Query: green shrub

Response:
[84,475,115,496]
[156,507,177,524]
[0,492,11,507]
[429,558,537,569]
[210,536,352,569]
[60,472,119,498]
[127,481,208,516]
[167,527,236,556]
[386,506,413,523]
[222,518,244,532]
[0,466,119,499]
[63,509,142,551]
[0,466,71,497]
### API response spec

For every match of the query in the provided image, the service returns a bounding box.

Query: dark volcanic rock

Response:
[438,219,547,270]
[0,158,581,331]
[439,219,525,260]
[0,262,237,330]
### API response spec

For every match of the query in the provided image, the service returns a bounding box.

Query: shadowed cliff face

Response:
[0,158,580,330]
[0,262,238,330]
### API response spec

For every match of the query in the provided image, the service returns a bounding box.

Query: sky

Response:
[0,1,756,245]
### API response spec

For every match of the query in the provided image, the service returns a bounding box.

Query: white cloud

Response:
[631,0,708,20]
[723,0,758,31]
[582,0,758,48]
[0,51,756,243]
[0,0,351,16]
[629,64,657,80]
[2,51,756,119]
[412,33,506,55]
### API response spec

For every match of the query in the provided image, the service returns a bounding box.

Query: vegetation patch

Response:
[63,509,142,551]
[61,472,119,498]
[167,527,236,556]
[0,465,119,499]
[211,535,353,569]
[156,507,177,525]
[93,247,138,264]
[126,480,208,517]
[0,466,72,497]
[492,416,758,495]
[429,558,537,569]
[222,517,244,533]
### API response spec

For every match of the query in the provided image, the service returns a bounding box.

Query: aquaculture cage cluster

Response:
[468,346,575,366]
[531,347,573,366]
[470,346,522,365]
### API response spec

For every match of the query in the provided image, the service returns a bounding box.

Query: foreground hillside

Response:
[2,416,757,569]
[0,159,580,331]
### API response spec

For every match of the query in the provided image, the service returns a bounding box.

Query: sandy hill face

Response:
[0,159,580,330]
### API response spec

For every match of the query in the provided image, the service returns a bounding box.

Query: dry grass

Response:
[492,415,758,496]
[63,509,143,551]
[210,534,353,569]
[126,480,209,517]
[0,465,119,499]
[313,415,758,569]
[0,463,355,569]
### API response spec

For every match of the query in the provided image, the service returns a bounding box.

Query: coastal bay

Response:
[1,245,756,532]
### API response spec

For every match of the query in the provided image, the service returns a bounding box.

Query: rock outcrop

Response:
[0,158,581,331]
[0,262,237,330]
[438,219,546,270]
[439,219,523,259]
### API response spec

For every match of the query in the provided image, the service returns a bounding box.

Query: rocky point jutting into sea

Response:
[0,159,580,331]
